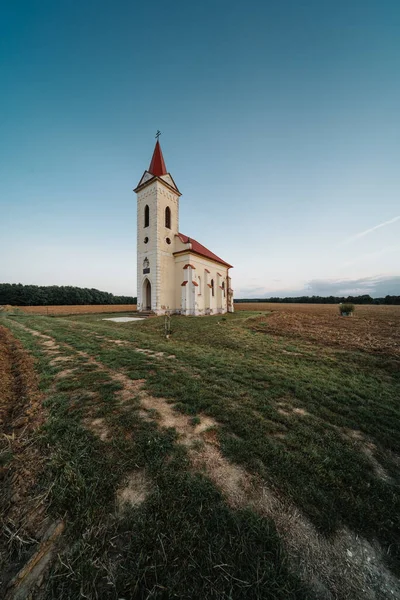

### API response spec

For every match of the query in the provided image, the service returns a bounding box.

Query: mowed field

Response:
[1,306,399,599]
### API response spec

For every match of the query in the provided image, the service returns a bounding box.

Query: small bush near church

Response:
[339,303,355,316]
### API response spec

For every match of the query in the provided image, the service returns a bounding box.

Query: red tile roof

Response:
[177,233,233,268]
[149,140,167,176]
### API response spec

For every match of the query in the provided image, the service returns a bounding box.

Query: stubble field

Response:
[235,303,400,357]
[1,305,399,599]
[6,304,137,316]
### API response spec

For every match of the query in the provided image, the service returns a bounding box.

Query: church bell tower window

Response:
[144,205,149,228]
[165,206,171,229]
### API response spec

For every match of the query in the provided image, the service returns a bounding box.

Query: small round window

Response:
[166,237,171,245]
[144,237,149,244]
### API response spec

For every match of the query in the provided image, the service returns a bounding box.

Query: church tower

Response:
[134,140,181,314]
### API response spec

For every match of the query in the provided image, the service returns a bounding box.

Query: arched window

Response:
[222,281,225,297]
[144,205,149,228]
[211,279,214,297]
[165,206,171,229]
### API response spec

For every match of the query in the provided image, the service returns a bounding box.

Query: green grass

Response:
[2,310,400,597]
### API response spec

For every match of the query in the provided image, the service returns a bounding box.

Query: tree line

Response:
[0,283,137,306]
[234,294,400,305]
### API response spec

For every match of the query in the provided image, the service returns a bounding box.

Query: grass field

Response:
[1,306,399,599]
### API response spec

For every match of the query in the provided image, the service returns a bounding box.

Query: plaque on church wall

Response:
[143,258,150,274]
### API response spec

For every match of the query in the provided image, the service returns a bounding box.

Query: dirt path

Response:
[6,320,400,600]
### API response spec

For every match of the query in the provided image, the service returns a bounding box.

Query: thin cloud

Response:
[305,276,400,297]
[342,245,399,267]
[339,216,400,246]
[237,276,400,298]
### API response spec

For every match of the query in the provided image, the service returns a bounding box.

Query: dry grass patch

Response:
[84,417,110,442]
[109,339,129,346]
[55,368,77,380]
[49,356,72,366]
[276,400,309,418]
[341,428,392,483]
[116,471,153,510]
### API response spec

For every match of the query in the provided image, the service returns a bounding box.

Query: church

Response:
[134,140,234,316]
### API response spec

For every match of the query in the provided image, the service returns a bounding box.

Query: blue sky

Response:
[1,0,399,297]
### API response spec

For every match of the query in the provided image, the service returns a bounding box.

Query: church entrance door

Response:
[143,279,152,311]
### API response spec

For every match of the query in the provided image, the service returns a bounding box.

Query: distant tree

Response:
[0,283,136,306]
[234,294,397,305]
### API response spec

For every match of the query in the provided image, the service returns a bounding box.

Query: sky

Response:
[1,0,399,298]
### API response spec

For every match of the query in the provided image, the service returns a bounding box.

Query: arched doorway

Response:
[143,279,152,311]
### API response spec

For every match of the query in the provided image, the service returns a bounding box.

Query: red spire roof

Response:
[148,140,167,176]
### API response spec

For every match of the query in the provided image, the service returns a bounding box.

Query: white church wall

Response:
[203,269,210,314]
[174,253,230,315]
[173,235,188,253]
[216,272,224,313]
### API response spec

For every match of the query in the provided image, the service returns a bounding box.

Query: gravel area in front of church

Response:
[102,317,144,323]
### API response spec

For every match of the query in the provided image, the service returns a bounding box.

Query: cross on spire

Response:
[155,130,161,140]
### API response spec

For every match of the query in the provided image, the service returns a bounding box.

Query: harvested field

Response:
[5,304,137,316]
[235,302,400,316]
[238,303,400,357]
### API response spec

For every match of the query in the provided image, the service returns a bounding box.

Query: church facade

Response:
[134,141,234,316]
